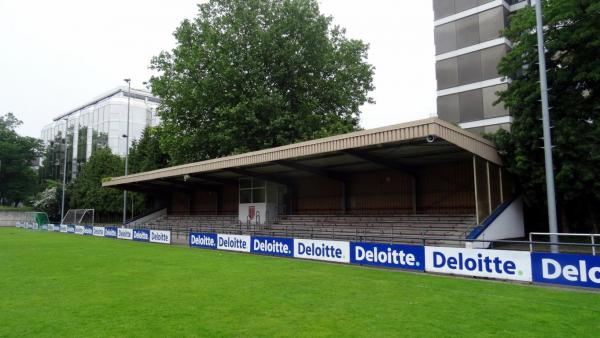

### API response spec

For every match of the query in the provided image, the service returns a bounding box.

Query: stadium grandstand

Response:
[102,118,524,246]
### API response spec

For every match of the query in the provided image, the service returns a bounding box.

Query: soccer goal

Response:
[15,212,49,229]
[61,209,95,226]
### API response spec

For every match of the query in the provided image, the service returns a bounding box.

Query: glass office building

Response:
[432,0,529,133]
[40,87,160,181]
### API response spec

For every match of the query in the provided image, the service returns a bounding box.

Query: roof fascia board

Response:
[103,118,501,187]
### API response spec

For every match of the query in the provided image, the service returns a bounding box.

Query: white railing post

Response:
[529,232,533,253]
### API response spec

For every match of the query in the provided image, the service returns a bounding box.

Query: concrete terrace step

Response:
[142,213,476,248]
[280,217,476,222]
[273,222,471,229]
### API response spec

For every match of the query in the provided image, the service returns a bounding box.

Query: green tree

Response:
[493,0,600,231]
[129,126,170,174]
[150,0,374,164]
[68,148,149,222]
[0,113,43,206]
[31,182,62,222]
[68,148,125,219]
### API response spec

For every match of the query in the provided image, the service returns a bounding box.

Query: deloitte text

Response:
[117,228,133,240]
[532,253,600,289]
[251,236,293,257]
[150,230,171,244]
[351,242,424,270]
[93,227,105,237]
[294,239,349,263]
[190,233,217,249]
[133,229,150,242]
[104,227,118,238]
[425,247,532,282]
[217,234,250,252]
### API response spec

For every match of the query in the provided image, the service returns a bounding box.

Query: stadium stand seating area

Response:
[142,214,476,247]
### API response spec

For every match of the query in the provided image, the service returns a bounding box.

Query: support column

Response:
[411,177,418,215]
[216,187,223,214]
[186,192,192,214]
[473,156,479,224]
[287,185,295,215]
[341,182,348,214]
[499,168,504,203]
[486,161,492,214]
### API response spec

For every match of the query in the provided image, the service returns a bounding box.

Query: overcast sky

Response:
[0,0,436,138]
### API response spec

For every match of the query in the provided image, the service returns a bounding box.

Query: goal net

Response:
[61,209,95,226]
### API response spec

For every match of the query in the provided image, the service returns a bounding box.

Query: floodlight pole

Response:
[60,118,68,224]
[534,0,559,252]
[123,79,131,225]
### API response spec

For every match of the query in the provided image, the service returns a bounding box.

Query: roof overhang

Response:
[103,117,501,190]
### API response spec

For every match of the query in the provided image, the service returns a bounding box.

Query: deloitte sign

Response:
[24,223,600,290]
[190,233,217,249]
[117,228,134,240]
[104,227,118,238]
[83,226,94,236]
[351,242,424,271]
[93,226,105,237]
[252,236,294,257]
[150,230,171,244]
[532,253,600,289]
[133,229,150,242]
[425,247,532,282]
[294,238,349,263]
[217,234,250,252]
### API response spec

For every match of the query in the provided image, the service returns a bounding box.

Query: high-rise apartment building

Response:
[40,87,160,181]
[433,0,530,133]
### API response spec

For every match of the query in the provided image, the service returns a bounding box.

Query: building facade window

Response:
[40,88,160,182]
[455,14,480,49]
[433,0,498,21]
[435,45,507,89]
[436,58,459,90]
[437,94,461,123]
[482,84,508,118]
[437,84,508,123]
[459,89,484,121]
[457,50,483,84]
[434,6,508,55]
[239,178,266,204]
[481,44,506,79]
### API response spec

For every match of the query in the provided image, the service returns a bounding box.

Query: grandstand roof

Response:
[102,117,501,190]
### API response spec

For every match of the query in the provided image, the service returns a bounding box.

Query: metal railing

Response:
[124,220,600,255]
[529,232,600,256]
[147,224,599,253]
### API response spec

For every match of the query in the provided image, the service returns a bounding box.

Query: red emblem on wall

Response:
[248,206,256,220]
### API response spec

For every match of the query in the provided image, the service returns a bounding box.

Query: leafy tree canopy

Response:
[0,113,43,205]
[150,0,374,164]
[68,148,125,215]
[128,127,170,174]
[68,148,149,221]
[493,0,600,230]
[32,185,62,222]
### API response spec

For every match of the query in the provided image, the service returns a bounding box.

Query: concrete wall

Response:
[289,159,476,215]
[467,196,525,249]
[163,159,481,217]
[0,212,25,227]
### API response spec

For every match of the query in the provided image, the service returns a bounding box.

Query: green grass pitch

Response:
[1,228,599,337]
